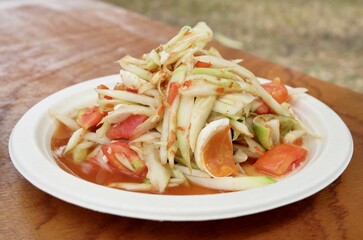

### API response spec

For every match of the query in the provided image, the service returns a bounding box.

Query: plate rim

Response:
[9,74,354,221]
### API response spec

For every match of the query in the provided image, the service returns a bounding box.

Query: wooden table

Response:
[1,0,362,239]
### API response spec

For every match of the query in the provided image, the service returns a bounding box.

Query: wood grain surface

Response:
[1,1,362,239]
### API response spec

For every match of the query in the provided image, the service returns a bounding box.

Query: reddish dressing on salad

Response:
[52,123,222,195]
[51,118,307,195]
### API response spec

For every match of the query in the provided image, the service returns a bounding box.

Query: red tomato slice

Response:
[77,106,106,130]
[254,144,307,176]
[106,115,147,140]
[101,142,147,178]
[262,79,289,104]
[254,102,269,115]
[167,82,180,105]
[195,61,212,68]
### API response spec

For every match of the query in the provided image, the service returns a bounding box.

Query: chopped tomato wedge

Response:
[101,142,147,178]
[262,79,289,104]
[195,61,212,68]
[254,102,269,115]
[77,106,106,130]
[167,82,180,105]
[254,144,308,176]
[106,115,147,140]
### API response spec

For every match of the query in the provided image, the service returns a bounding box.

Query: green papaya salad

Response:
[51,22,314,194]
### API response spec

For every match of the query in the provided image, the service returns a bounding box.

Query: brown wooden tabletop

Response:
[1,0,363,239]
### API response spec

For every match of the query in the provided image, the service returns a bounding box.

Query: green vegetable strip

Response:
[230,120,253,137]
[180,84,242,96]
[167,94,180,167]
[189,96,216,152]
[176,95,194,171]
[192,68,236,80]
[96,89,157,108]
[108,182,154,192]
[143,143,171,193]
[185,175,276,191]
[64,128,84,153]
[212,100,240,117]
[148,49,161,66]
[160,107,171,164]
[118,60,152,81]
[194,55,289,116]
[166,65,186,167]
[163,26,192,52]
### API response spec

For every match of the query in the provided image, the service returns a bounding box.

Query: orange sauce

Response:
[51,123,223,195]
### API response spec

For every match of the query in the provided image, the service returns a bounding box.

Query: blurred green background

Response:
[103,0,362,93]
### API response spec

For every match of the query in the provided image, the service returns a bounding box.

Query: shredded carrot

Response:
[182,80,192,88]
[157,104,165,116]
[177,126,185,131]
[216,88,225,94]
[166,131,176,150]
[97,85,112,100]
[195,61,212,68]
[126,88,138,94]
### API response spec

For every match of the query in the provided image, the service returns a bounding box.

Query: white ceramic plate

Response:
[9,75,353,221]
